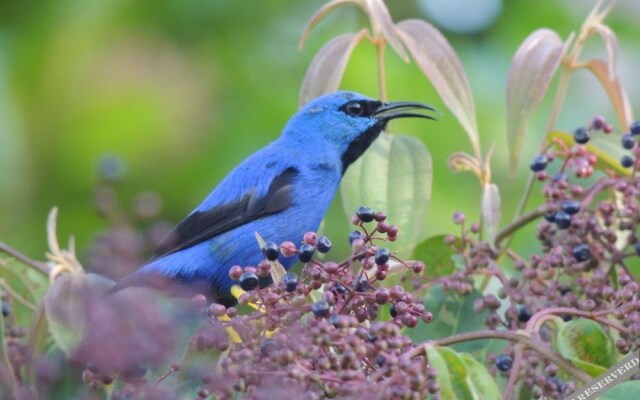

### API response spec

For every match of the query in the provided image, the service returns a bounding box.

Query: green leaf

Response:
[411,234,462,278]
[506,29,567,175]
[396,19,480,159]
[600,381,640,400]
[340,132,432,256]
[411,285,493,358]
[547,130,630,176]
[426,347,500,400]
[44,273,113,356]
[555,318,616,373]
[299,30,368,106]
[563,356,607,378]
[460,353,502,399]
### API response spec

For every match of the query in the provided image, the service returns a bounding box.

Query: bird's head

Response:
[282,91,437,173]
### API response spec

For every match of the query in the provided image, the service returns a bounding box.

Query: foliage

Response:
[1,0,640,399]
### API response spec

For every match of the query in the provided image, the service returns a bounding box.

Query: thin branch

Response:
[0,242,48,276]
[406,330,592,384]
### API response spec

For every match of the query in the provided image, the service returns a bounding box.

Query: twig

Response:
[0,242,48,276]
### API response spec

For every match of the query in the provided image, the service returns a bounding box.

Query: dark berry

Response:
[554,211,571,229]
[544,212,556,222]
[495,354,513,372]
[348,230,365,245]
[630,120,640,135]
[573,127,590,144]
[374,354,385,367]
[552,172,567,182]
[621,134,635,149]
[260,339,278,357]
[316,236,332,253]
[390,304,398,318]
[635,243,640,257]
[530,155,548,172]
[560,200,580,215]
[332,283,347,294]
[258,275,273,289]
[282,272,299,292]
[572,244,591,262]
[356,206,376,223]
[374,248,390,265]
[517,306,532,323]
[559,286,572,295]
[262,242,280,261]
[311,300,330,318]
[2,302,10,317]
[621,155,634,168]
[352,276,369,292]
[298,243,315,263]
[238,272,259,291]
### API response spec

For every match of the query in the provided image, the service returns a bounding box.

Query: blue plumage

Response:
[109,91,435,305]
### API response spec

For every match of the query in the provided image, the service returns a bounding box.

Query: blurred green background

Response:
[1,0,639,266]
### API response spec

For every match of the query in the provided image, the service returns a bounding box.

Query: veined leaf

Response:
[506,29,566,175]
[593,23,618,80]
[364,0,408,61]
[299,0,364,49]
[481,183,501,243]
[340,132,432,256]
[300,30,368,106]
[555,318,615,374]
[412,285,490,357]
[584,59,633,131]
[412,234,463,278]
[426,347,501,400]
[396,19,480,159]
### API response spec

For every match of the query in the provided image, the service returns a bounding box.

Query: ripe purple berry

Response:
[572,244,591,262]
[356,206,376,223]
[573,127,590,144]
[262,242,279,261]
[495,354,513,371]
[316,236,332,253]
[311,300,330,317]
[630,120,640,136]
[517,306,532,323]
[560,200,580,215]
[2,302,10,317]
[621,155,634,168]
[621,134,635,149]
[554,211,571,229]
[530,155,548,172]
[282,272,299,292]
[298,243,315,263]
[238,272,259,291]
[544,212,556,222]
[374,248,390,265]
[348,230,365,245]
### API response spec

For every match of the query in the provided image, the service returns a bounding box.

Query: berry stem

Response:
[375,37,388,103]
[410,330,592,384]
[494,205,548,250]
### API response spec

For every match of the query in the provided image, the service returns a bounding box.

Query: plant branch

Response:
[0,242,48,276]
[406,330,592,384]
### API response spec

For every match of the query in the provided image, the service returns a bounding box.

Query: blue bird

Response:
[108,91,436,305]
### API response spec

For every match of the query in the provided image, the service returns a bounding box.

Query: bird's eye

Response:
[345,102,364,116]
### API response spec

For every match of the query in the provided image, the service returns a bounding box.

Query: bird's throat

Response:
[340,123,384,175]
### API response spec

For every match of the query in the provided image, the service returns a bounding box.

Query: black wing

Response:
[152,167,297,259]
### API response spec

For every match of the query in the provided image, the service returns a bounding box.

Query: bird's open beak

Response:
[373,101,439,123]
